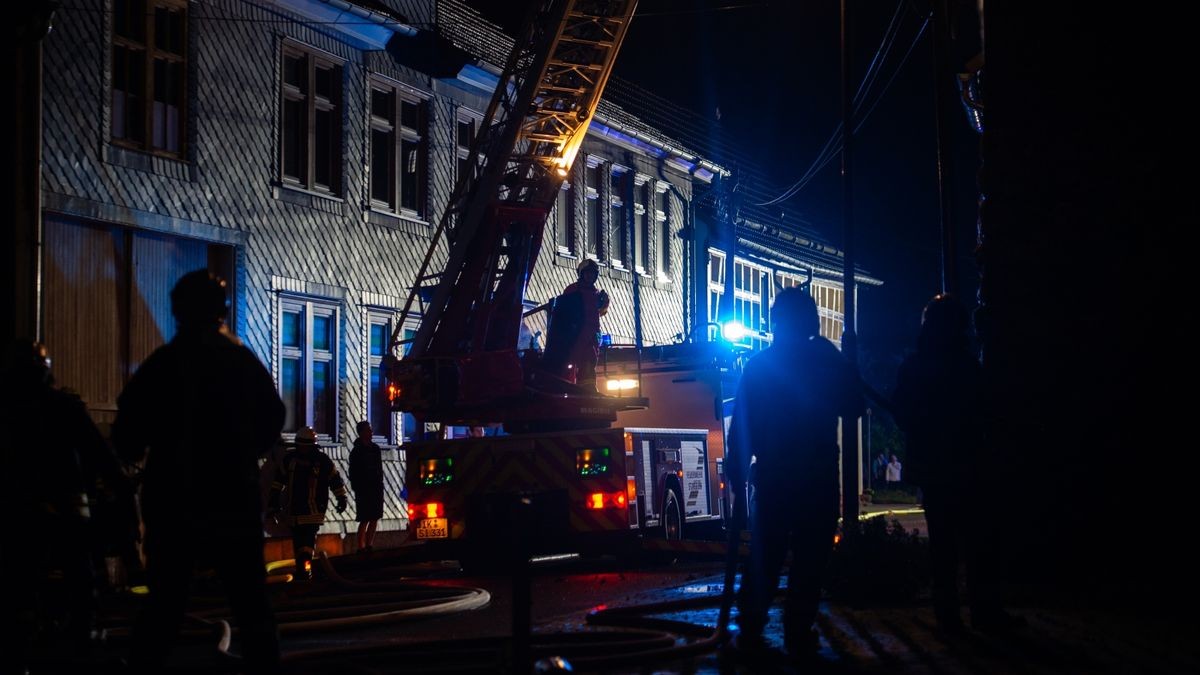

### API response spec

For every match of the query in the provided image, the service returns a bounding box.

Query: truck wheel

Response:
[663,489,683,541]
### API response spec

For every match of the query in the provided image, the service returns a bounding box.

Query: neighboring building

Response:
[35,0,726,544]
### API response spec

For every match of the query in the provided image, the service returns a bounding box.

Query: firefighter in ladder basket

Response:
[542,258,610,391]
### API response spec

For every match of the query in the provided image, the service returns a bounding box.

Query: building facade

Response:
[38,0,724,542]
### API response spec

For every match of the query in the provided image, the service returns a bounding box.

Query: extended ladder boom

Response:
[387,0,638,427]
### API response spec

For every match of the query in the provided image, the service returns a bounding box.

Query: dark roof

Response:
[346,0,410,24]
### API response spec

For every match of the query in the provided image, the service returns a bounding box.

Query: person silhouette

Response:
[349,420,387,554]
[2,339,129,667]
[269,425,348,579]
[727,288,865,659]
[893,294,1023,634]
[542,258,609,390]
[113,269,284,672]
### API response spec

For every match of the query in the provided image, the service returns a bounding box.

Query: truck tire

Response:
[663,488,683,541]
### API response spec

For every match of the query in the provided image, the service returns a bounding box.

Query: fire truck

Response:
[385,0,744,560]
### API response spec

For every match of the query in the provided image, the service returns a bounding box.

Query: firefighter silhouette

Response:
[2,339,129,666]
[892,294,1024,633]
[268,426,348,580]
[542,258,609,390]
[113,269,284,673]
[726,287,864,657]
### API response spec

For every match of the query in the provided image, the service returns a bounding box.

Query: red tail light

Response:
[586,492,627,510]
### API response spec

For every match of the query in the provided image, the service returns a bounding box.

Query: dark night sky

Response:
[469,0,982,388]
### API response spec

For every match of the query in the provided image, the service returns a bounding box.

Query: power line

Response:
[754,8,931,207]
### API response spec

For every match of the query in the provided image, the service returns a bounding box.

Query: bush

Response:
[826,517,928,606]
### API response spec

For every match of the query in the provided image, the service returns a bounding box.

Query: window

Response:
[456,113,478,185]
[370,79,427,216]
[282,45,343,194]
[811,283,846,345]
[733,258,771,351]
[707,248,726,340]
[279,298,339,438]
[111,0,187,157]
[609,169,629,268]
[366,313,395,443]
[657,188,672,281]
[556,181,575,254]
[633,180,650,273]
[585,161,603,259]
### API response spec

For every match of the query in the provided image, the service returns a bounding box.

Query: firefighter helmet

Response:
[295,426,318,446]
[771,287,820,339]
[170,269,229,327]
[576,258,599,277]
[921,294,969,335]
[3,339,52,386]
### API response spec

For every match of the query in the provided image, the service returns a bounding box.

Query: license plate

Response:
[416,517,448,539]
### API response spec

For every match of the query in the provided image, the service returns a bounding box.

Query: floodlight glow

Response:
[606,379,638,391]
[721,321,747,342]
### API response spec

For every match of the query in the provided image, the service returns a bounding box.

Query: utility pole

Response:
[839,0,862,526]
[931,0,958,296]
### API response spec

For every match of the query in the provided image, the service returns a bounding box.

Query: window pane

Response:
[401,100,419,129]
[586,198,599,256]
[457,119,474,148]
[315,64,333,100]
[283,53,306,90]
[282,310,301,347]
[660,218,671,277]
[370,365,390,440]
[369,323,387,357]
[127,55,146,143]
[610,203,626,261]
[371,87,392,119]
[152,59,167,149]
[115,0,145,41]
[281,357,303,432]
[282,98,305,182]
[153,7,180,52]
[312,314,331,351]
[370,127,394,205]
[556,185,572,251]
[315,107,332,189]
[312,360,333,435]
[400,139,421,212]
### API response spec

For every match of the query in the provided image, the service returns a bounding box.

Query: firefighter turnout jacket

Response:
[269,446,348,526]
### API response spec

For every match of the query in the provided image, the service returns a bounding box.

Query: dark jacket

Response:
[348,437,385,521]
[726,336,864,500]
[269,446,348,526]
[892,347,985,489]
[113,328,284,531]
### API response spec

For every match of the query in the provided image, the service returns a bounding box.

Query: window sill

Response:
[103,143,196,181]
[602,266,632,282]
[273,183,345,214]
[367,208,431,236]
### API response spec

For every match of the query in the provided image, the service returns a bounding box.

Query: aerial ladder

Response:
[385,0,641,432]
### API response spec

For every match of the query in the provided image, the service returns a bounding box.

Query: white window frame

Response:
[556,180,575,256]
[365,310,399,445]
[633,177,650,275]
[656,185,672,282]
[706,248,726,340]
[584,158,603,261]
[733,257,772,351]
[278,296,340,440]
[609,165,630,269]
